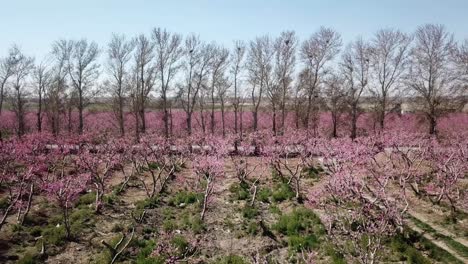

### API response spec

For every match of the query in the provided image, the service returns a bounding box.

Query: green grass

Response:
[169,191,200,207]
[273,207,325,253]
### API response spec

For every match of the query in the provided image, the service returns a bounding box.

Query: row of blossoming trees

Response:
[0,23,467,139]
[0,129,466,262]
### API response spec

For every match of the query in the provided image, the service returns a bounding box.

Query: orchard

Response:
[0,21,467,264]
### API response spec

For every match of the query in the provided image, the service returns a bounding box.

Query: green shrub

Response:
[169,191,199,207]
[229,182,250,201]
[43,225,67,246]
[17,252,37,264]
[171,235,188,254]
[258,188,271,203]
[246,221,259,235]
[271,183,294,202]
[163,219,177,232]
[77,192,96,207]
[136,196,160,209]
[242,205,258,219]
[29,226,42,237]
[287,234,319,252]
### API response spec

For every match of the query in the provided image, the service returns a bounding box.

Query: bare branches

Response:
[300,27,342,130]
[405,24,462,134]
[370,29,412,129]
[152,28,184,138]
[341,37,372,139]
[68,39,100,134]
[247,35,274,131]
[107,33,135,136]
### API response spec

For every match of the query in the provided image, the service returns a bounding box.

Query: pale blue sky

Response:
[1,0,467,59]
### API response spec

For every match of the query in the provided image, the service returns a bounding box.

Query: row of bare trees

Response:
[0,24,466,138]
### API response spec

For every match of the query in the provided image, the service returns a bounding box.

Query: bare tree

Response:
[300,27,342,130]
[179,35,213,135]
[152,28,183,138]
[107,33,134,136]
[46,40,72,136]
[341,37,371,139]
[323,74,347,138]
[406,24,463,135]
[33,61,51,132]
[133,34,156,137]
[0,49,18,116]
[216,74,231,137]
[230,40,246,134]
[274,31,297,134]
[209,45,229,134]
[67,39,100,134]
[370,29,411,130]
[292,80,306,130]
[247,36,274,131]
[8,46,34,137]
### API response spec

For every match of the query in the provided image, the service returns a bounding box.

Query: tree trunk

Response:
[119,96,125,136]
[429,114,437,135]
[379,96,386,130]
[253,110,258,131]
[78,91,84,134]
[272,106,277,136]
[163,97,169,138]
[221,102,226,137]
[332,112,338,138]
[186,113,192,135]
[351,107,358,139]
[37,92,42,132]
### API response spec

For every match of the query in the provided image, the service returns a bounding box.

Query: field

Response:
[0,110,467,264]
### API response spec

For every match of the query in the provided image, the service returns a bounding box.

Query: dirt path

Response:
[407,221,468,263]
[409,209,468,247]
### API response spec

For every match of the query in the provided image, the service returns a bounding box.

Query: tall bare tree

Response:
[9,46,34,137]
[33,61,51,132]
[247,36,274,131]
[230,40,246,134]
[107,33,134,136]
[67,39,100,134]
[46,40,72,136]
[152,28,183,138]
[323,74,347,138]
[208,45,229,134]
[406,24,464,135]
[0,49,17,115]
[370,29,411,130]
[133,34,156,137]
[300,27,342,130]
[341,37,371,139]
[274,31,297,134]
[179,35,213,135]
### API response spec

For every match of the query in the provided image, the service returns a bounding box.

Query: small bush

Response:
[17,252,37,264]
[246,221,259,235]
[136,196,160,209]
[258,188,271,203]
[271,183,294,202]
[29,226,42,237]
[43,225,67,246]
[169,191,199,207]
[229,182,250,201]
[242,205,258,219]
[163,219,177,232]
[77,192,96,207]
[171,235,188,254]
[287,234,319,252]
